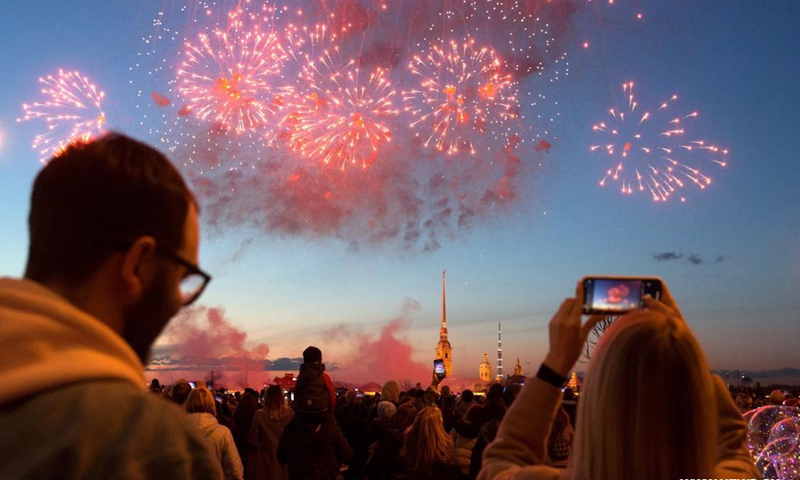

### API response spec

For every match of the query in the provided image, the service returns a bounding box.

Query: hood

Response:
[188,412,221,436]
[297,362,326,382]
[0,278,145,406]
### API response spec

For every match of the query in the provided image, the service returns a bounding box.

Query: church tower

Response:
[435,271,453,376]
[479,353,492,383]
[513,357,523,376]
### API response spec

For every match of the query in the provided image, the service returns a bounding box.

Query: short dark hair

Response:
[486,383,504,401]
[25,133,195,283]
[461,389,474,403]
[171,381,193,406]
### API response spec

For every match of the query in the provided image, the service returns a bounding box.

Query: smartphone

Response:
[188,381,196,389]
[434,359,446,380]
[582,276,662,315]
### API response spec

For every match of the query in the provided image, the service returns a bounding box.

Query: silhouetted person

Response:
[278,411,353,480]
[0,133,220,479]
[171,381,194,407]
[233,390,258,469]
[249,385,294,480]
[294,346,336,415]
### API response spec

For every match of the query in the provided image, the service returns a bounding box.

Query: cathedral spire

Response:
[441,270,446,329]
[436,270,452,376]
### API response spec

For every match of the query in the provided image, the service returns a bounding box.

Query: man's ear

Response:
[119,236,157,300]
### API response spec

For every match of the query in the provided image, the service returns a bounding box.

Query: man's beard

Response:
[122,268,179,365]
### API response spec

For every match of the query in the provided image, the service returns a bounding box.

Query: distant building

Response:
[568,372,582,393]
[479,353,492,383]
[513,357,523,377]
[435,271,453,377]
[274,373,296,391]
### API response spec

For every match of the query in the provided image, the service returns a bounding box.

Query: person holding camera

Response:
[477,281,758,480]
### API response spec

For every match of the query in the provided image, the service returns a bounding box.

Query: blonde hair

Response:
[184,386,217,416]
[569,310,716,480]
[401,406,453,473]
[264,385,288,420]
[381,380,400,404]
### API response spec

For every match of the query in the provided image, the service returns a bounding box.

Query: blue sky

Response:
[1,0,799,385]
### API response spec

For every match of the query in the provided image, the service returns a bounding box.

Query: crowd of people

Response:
[148,331,795,480]
[0,133,775,479]
[147,366,521,480]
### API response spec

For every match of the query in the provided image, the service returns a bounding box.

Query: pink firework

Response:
[280,25,398,169]
[403,38,518,155]
[176,9,288,134]
[591,81,728,202]
[18,69,106,162]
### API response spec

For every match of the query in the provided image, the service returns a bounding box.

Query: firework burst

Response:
[591,81,728,202]
[176,8,289,134]
[18,69,106,162]
[403,38,517,155]
[279,24,398,169]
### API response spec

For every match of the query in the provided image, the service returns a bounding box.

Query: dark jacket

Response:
[452,398,505,439]
[278,413,353,480]
[295,363,334,413]
[364,420,405,480]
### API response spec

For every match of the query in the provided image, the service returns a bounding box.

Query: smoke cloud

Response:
[148,306,270,389]
[320,297,431,385]
[187,133,541,252]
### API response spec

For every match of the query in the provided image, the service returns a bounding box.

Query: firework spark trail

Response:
[591,81,728,203]
[403,38,518,155]
[176,7,288,134]
[18,70,106,162]
[279,23,398,169]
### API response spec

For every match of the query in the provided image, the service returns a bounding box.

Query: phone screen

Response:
[434,359,446,378]
[583,277,662,314]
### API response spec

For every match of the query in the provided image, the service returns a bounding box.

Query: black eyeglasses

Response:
[155,247,212,306]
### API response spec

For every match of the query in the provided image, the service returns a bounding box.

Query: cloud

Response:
[688,254,729,265]
[264,357,303,371]
[652,251,728,266]
[652,251,683,261]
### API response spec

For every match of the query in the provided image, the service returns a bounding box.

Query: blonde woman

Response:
[399,406,460,480]
[479,282,758,480]
[185,387,244,480]
[248,385,294,480]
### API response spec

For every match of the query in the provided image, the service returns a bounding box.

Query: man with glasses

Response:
[0,133,221,479]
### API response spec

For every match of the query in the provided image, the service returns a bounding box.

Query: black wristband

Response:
[536,363,569,388]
